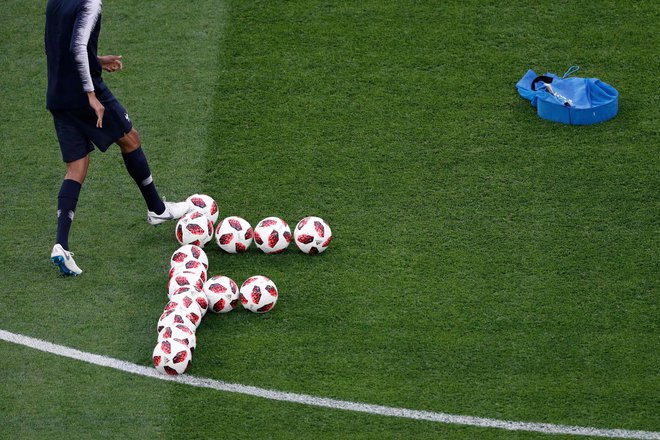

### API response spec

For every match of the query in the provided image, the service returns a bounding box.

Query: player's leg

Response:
[50,111,92,276]
[116,128,189,225]
[117,128,165,214]
[88,96,189,225]
[51,156,88,276]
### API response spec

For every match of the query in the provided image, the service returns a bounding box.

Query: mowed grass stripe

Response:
[0,0,222,347]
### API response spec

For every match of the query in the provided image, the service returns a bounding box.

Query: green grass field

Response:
[0,1,658,439]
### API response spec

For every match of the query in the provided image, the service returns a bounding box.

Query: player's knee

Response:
[129,129,141,146]
[118,129,141,153]
[65,156,89,183]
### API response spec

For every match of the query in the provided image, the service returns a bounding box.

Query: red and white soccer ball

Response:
[175,211,214,247]
[170,244,208,270]
[186,194,219,224]
[153,338,192,375]
[215,216,253,253]
[161,298,203,328]
[239,275,278,313]
[169,263,207,284]
[254,217,291,254]
[167,270,204,298]
[170,285,209,317]
[203,275,239,313]
[158,324,197,354]
[294,216,332,254]
[164,287,204,316]
[157,309,198,333]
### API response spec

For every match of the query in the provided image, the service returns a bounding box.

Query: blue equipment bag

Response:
[516,66,619,125]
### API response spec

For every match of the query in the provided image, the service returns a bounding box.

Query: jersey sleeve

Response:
[69,0,102,93]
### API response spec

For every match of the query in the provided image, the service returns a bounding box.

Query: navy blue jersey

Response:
[45,0,111,110]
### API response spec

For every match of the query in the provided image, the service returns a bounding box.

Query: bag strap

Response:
[562,65,580,78]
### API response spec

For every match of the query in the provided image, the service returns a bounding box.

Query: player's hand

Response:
[99,55,123,72]
[87,92,105,128]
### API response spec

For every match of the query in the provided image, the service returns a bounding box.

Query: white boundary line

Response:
[1,329,657,439]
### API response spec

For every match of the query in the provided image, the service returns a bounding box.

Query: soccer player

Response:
[45,0,189,276]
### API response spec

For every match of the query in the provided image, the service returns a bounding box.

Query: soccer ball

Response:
[167,270,204,298]
[170,285,209,317]
[153,338,192,375]
[164,288,204,317]
[203,275,239,313]
[161,300,202,328]
[157,309,198,333]
[187,193,219,224]
[169,263,207,283]
[175,211,214,247]
[215,216,253,253]
[170,244,208,270]
[239,275,278,313]
[253,217,291,254]
[294,216,332,254]
[158,323,197,354]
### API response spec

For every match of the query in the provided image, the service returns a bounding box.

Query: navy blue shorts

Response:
[51,97,133,163]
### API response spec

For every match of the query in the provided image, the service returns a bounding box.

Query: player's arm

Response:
[70,0,104,127]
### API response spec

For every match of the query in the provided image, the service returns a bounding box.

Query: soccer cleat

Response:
[51,244,83,276]
[147,200,191,226]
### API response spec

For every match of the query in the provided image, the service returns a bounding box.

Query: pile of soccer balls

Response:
[153,194,331,375]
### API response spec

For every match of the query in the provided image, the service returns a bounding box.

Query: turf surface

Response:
[0,1,658,438]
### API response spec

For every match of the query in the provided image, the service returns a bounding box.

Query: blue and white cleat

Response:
[51,244,83,276]
[147,200,191,226]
